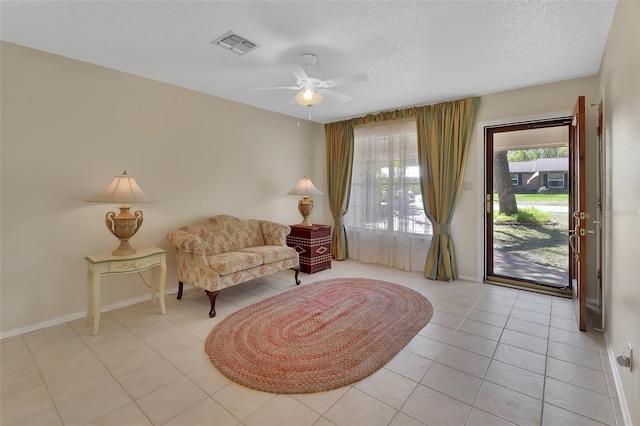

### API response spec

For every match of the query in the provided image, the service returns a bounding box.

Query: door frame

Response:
[483,117,573,295]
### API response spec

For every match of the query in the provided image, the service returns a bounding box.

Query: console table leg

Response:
[150,264,166,314]
[91,271,101,336]
[85,270,93,326]
[150,268,158,308]
[294,266,301,285]
[158,261,167,314]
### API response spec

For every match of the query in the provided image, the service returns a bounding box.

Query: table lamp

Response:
[85,171,156,256]
[288,176,324,226]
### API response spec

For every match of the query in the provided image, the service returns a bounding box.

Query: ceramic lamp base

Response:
[298,198,314,226]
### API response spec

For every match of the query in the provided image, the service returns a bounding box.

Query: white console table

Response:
[85,247,166,335]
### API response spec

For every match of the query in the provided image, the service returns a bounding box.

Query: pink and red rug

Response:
[205,277,433,394]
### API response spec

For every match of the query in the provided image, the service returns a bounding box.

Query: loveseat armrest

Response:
[167,229,207,256]
[260,221,291,246]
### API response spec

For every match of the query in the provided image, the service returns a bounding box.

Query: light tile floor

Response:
[1,260,624,426]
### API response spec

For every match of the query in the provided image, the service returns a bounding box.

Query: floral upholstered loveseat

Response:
[166,215,300,317]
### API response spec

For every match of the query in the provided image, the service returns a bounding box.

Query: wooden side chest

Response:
[286,224,332,274]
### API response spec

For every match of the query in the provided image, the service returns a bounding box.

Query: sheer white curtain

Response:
[345,120,432,271]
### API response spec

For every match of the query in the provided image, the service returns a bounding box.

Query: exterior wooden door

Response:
[569,96,587,331]
[484,118,571,293]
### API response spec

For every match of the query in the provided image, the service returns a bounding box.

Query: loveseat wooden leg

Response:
[205,290,221,318]
[294,266,301,285]
[177,281,184,300]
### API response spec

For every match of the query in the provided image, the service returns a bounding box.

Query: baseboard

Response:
[457,274,480,283]
[606,339,633,425]
[0,285,180,340]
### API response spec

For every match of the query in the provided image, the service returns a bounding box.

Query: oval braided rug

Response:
[205,277,433,394]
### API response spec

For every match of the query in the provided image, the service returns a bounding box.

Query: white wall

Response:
[598,1,640,423]
[0,42,325,335]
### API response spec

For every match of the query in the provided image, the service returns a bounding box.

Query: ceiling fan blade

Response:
[250,86,300,91]
[319,72,368,88]
[319,88,353,103]
[286,64,311,84]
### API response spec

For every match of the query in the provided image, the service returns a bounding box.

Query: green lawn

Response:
[494,206,551,224]
[494,193,568,205]
[514,193,568,205]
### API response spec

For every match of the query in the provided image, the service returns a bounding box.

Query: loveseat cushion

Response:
[239,246,298,265]
[207,252,263,275]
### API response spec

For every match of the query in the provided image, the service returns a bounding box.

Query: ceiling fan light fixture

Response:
[296,88,323,107]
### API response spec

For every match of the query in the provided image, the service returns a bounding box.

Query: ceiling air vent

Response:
[211,31,259,56]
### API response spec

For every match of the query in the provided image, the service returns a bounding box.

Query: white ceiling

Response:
[0,1,616,124]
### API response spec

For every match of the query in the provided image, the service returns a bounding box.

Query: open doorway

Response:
[485,118,573,294]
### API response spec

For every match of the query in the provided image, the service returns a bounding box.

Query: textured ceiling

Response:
[0,1,616,124]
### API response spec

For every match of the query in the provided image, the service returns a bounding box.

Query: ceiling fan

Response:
[255,53,368,107]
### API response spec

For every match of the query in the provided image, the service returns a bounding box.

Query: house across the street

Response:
[509,157,568,193]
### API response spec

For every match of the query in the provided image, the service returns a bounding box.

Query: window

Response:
[344,119,431,271]
[345,120,428,234]
[547,172,565,189]
[511,174,520,185]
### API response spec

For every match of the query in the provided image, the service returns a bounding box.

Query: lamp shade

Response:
[296,89,323,107]
[287,176,324,196]
[85,171,155,204]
